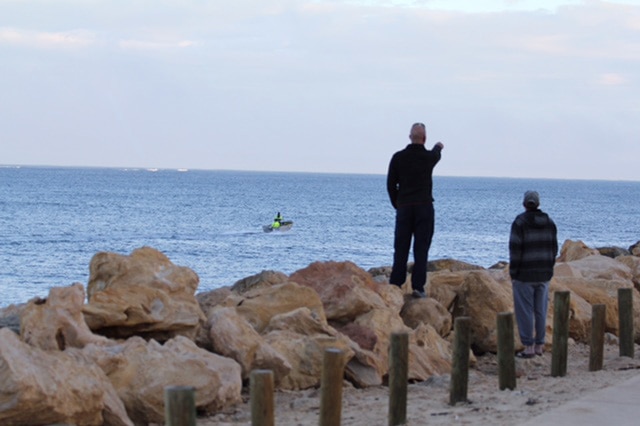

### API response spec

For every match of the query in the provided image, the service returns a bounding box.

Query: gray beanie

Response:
[523,190,540,208]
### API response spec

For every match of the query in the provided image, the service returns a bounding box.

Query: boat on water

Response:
[263,221,294,233]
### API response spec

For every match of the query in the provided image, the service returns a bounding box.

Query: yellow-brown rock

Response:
[20,283,111,351]
[208,306,291,382]
[557,239,600,262]
[83,247,206,341]
[82,335,242,424]
[235,281,326,333]
[456,270,513,353]
[400,297,452,336]
[0,328,133,426]
[290,261,386,322]
[263,307,356,390]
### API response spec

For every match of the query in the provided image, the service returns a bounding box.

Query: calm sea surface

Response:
[1,166,639,307]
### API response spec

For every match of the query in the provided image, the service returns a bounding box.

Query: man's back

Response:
[387,144,441,208]
[509,210,558,282]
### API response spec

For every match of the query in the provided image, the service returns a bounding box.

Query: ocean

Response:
[1,166,639,307]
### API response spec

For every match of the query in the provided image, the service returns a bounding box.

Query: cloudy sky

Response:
[1,0,639,180]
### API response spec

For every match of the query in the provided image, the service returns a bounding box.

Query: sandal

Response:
[516,351,535,359]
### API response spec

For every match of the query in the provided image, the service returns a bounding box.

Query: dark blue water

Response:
[1,166,639,307]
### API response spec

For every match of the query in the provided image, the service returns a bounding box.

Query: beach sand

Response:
[199,341,640,425]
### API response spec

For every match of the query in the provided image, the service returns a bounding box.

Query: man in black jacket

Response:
[387,122,444,298]
[509,190,558,358]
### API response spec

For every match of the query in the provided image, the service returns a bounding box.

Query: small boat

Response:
[263,221,294,233]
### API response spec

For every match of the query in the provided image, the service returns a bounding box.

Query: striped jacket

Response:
[509,209,558,282]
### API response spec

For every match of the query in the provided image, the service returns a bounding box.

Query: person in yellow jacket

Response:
[272,212,283,229]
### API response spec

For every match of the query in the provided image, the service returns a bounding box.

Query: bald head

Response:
[409,122,426,144]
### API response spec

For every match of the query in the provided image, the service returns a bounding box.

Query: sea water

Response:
[1,166,639,307]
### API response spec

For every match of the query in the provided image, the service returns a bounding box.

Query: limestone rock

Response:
[617,255,640,289]
[83,247,206,341]
[629,241,640,256]
[82,336,242,424]
[196,286,242,317]
[231,270,289,293]
[554,255,633,282]
[291,261,388,322]
[400,297,452,336]
[20,283,111,351]
[354,307,454,381]
[550,279,600,343]
[0,303,24,335]
[557,240,599,262]
[427,271,470,312]
[263,307,356,390]
[235,281,326,333]
[0,328,133,426]
[208,306,291,382]
[597,246,630,258]
[428,258,484,272]
[455,270,513,353]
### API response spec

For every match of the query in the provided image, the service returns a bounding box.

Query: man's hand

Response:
[434,142,444,150]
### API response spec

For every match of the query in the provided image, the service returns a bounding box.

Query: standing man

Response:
[387,122,444,298]
[509,191,558,358]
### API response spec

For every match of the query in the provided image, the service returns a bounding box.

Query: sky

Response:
[1,0,639,181]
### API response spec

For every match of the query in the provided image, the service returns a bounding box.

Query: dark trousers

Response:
[389,203,435,292]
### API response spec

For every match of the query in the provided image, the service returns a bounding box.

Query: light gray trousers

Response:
[512,280,550,346]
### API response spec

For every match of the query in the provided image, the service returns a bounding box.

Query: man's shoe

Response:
[411,290,426,299]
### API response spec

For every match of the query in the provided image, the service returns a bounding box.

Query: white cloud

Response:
[0,27,96,48]
[118,39,196,51]
[597,73,628,86]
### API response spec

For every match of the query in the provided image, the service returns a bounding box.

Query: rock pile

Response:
[1,240,639,425]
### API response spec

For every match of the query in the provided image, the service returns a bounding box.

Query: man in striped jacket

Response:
[509,190,558,358]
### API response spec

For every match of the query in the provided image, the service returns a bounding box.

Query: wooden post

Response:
[449,317,471,405]
[618,288,635,358]
[320,348,345,426]
[551,291,570,377]
[164,386,196,426]
[388,332,409,426]
[589,304,606,372]
[497,312,516,390]
[250,370,274,426]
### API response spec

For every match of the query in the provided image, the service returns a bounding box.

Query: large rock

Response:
[231,270,289,293]
[617,255,640,289]
[20,283,111,351]
[82,336,242,425]
[550,279,599,343]
[554,255,633,282]
[353,307,453,381]
[208,306,291,382]
[597,246,630,258]
[629,241,640,256]
[557,240,599,262]
[0,303,24,335]
[263,307,356,390]
[400,297,452,336]
[83,247,206,341]
[235,281,326,333]
[428,258,484,272]
[427,271,471,312]
[0,328,133,426]
[290,261,387,322]
[455,271,513,353]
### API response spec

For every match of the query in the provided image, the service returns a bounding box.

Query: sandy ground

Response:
[197,341,640,426]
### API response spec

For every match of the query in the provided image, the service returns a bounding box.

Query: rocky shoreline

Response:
[1,239,640,425]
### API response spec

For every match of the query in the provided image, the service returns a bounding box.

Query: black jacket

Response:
[387,144,442,209]
[509,209,558,282]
